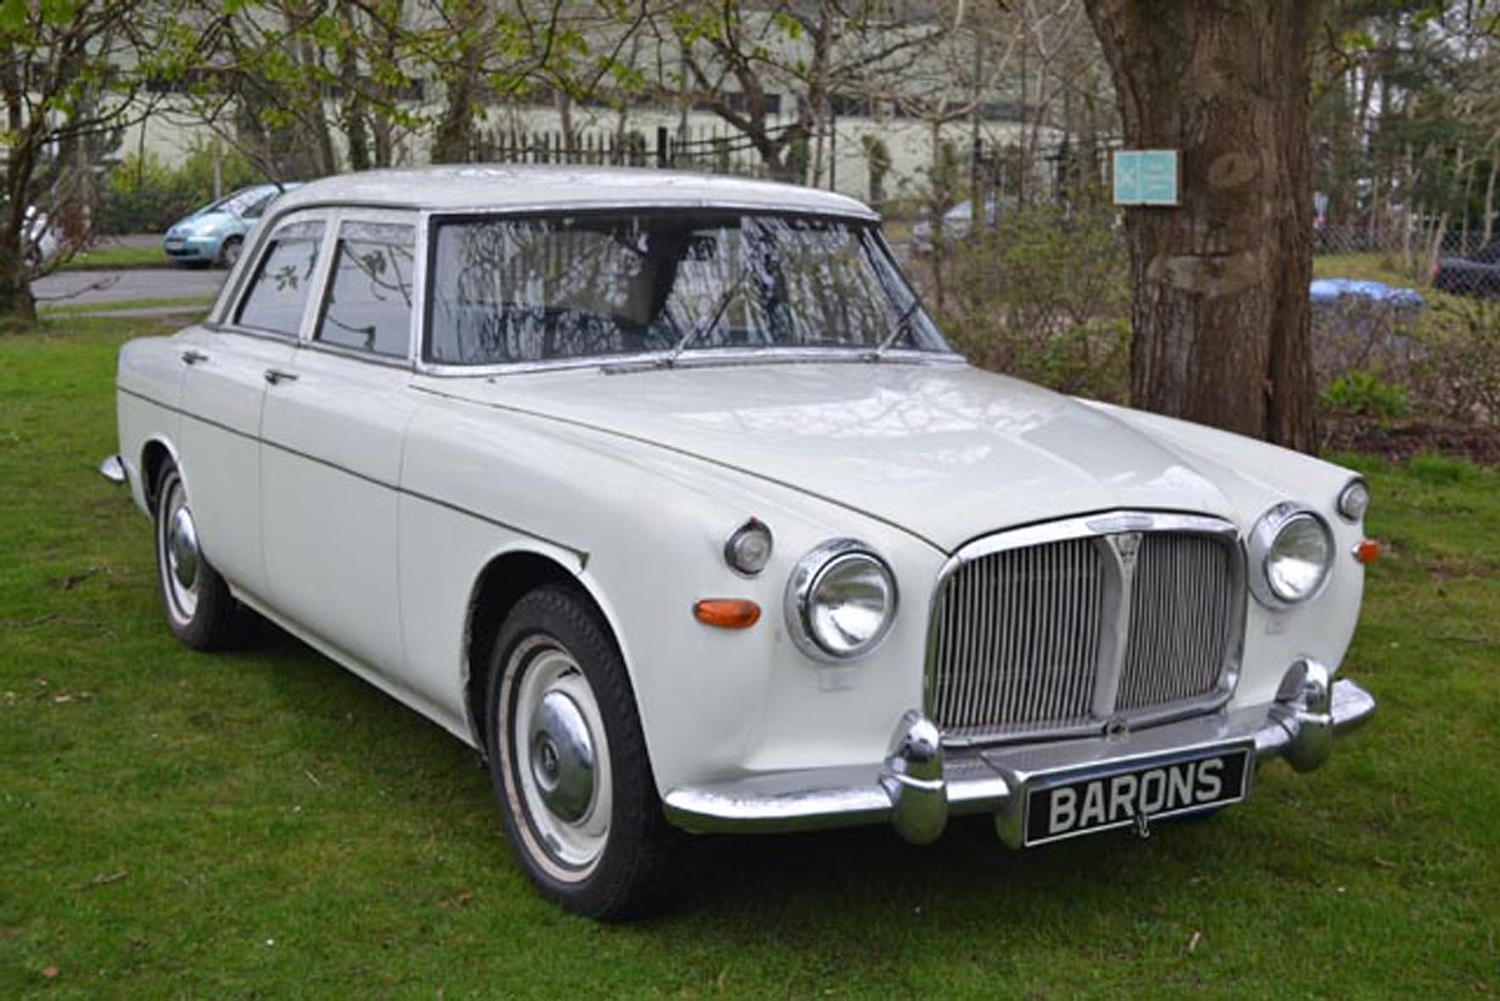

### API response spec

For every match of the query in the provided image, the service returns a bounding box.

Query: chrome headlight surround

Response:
[1248,503,1335,609]
[784,539,898,661]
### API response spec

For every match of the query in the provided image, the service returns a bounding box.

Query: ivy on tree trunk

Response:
[1084,0,1320,451]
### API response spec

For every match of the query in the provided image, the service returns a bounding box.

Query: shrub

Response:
[97,144,264,234]
[1409,297,1500,425]
[1320,370,1411,420]
[934,200,1131,401]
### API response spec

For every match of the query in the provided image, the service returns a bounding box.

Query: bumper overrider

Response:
[663,659,1375,847]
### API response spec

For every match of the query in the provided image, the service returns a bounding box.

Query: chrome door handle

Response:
[263,369,299,385]
[181,349,208,365]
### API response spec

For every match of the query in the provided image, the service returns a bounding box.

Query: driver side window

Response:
[315,220,416,358]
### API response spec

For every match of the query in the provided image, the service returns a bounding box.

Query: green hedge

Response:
[97,146,266,235]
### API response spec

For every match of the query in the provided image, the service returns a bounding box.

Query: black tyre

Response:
[486,586,678,920]
[153,461,240,650]
[217,236,243,269]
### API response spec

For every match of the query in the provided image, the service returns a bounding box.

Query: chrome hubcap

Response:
[168,507,200,590]
[158,477,199,622]
[507,640,612,878]
[529,691,595,823]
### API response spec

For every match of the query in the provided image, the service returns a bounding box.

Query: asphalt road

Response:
[34,267,226,307]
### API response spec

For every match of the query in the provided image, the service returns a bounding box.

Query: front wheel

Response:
[153,461,240,650]
[486,586,677,919]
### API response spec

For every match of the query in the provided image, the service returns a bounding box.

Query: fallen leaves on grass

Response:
[51,566,101,590]
[75,870,128,891]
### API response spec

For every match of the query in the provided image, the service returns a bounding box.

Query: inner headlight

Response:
[1249,504,1334,608]
[786,540,897,660]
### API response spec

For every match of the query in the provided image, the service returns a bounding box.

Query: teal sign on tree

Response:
[1112,150,1180,206]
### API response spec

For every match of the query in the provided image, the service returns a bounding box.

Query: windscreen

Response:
[426,212,948,366]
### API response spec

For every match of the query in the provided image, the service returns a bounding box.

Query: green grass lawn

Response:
[2,320,1497,999]
[37,297,214,317]
[57,244,170,271]
[1312,252,1431,287]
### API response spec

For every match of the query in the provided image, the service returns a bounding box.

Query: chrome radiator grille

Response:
[1117,535,1239,712]
[928,519,1242,742]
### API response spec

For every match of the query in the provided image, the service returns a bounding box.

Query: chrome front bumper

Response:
[662,659,1376,847]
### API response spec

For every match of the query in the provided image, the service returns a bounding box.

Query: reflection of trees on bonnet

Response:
[429,213,946,366]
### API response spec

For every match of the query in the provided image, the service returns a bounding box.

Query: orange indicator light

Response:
[1353,539,1380,564]
[693,599,761,629]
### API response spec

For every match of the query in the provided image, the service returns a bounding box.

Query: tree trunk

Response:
[1084,0,1319,451]
[1483,151,1497,248]
[338,1,371,173]
[433,5,488,166]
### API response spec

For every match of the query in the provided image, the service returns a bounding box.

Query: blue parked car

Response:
[162,184,295,268]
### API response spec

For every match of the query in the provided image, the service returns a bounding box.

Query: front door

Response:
[258,215,419,679]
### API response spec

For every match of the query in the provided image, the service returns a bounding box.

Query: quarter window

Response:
[315,221,416,358]
[236,219,325,336]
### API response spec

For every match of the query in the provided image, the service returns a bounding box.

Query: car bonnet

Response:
[424,361,1237,553]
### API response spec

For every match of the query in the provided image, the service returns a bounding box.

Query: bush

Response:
[1409,297,1500,425]
[1310,293,1423,389]
[97,145,264,234]
[1320,370,1411,420]
[933,200,1131,401]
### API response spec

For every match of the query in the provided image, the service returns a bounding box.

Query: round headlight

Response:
[1250,505,1334,608]
[1336,478,1370,522]
[786,540,897,660]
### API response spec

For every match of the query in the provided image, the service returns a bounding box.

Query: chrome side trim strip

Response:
[115,386,588,565]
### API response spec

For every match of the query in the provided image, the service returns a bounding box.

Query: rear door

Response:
[175,213,325,600]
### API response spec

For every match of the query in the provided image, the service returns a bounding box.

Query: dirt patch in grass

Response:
[1323,416,1500,467]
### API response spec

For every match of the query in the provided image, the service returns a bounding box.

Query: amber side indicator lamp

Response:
[1353,539,1381,564]
[694,599,762,629]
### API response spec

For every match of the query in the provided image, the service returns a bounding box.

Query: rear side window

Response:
[236,219,325,336]
[315,221,416,358]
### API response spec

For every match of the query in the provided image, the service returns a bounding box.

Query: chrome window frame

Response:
[304,208,422,368]
[924,510,1247,748]
[216,210,336,345]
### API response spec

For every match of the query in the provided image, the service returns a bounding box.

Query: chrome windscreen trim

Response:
[412,346,965,379]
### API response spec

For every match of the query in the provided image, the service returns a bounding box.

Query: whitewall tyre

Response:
[486,586,678,920]
[152,461,240,650]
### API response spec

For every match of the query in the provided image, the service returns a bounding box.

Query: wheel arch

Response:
[140,436,181,511]
[463,548,628,755]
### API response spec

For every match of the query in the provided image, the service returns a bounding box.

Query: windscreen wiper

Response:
[661,272,745,367]
[872,297,923,361]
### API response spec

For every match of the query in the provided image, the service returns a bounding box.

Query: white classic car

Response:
[106,166,1378,918]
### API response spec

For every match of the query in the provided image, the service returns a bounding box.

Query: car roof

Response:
[268,165,879,221]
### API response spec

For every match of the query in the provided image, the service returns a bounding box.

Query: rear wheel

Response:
[485,586,677,919]
[153,461,239,650]
[218,236,243,269]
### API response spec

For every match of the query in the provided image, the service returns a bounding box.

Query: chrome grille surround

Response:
[925,512,1245,747]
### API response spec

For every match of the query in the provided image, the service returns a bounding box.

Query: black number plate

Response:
[1023,746,1251,846]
